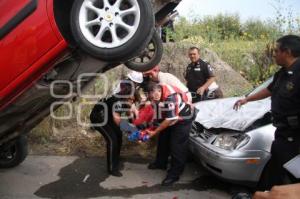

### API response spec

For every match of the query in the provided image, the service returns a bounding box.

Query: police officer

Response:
[146,82,195,186]
[90,71,143,177]
[234,35,300,191]
[185,46,223,103]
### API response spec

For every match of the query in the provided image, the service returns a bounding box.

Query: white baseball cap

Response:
[127,71,143,83]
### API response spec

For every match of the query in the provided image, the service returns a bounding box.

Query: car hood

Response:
[194,97,271,131]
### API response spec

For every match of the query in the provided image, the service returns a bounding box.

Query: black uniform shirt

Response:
[267,58,300,119]
[90,96,130,126]
[185,59,215,92]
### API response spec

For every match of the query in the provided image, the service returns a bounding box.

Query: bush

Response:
[173,14,283,42]
[172,14,295,85]
[174,14,242,42]
[242,19,280,41]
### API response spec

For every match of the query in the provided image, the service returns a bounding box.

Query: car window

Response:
[247,77,274,96]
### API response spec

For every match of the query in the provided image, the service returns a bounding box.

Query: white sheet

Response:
[194,97,271,131]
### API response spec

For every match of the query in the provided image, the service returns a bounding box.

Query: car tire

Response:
[70,0,154,62]
[125,30,163,72]
[0,135,28,168]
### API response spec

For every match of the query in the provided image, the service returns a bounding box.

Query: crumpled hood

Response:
[194,97,271,131]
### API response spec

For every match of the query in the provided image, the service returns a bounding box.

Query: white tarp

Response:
[194,97,271,131]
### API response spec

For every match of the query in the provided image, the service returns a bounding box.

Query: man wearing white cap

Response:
[127,71,144,85]
[90,70,143,177]
[113,70,143,96]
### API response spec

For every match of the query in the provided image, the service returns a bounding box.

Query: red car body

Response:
[0,0,181,168]
[0,0,68,111]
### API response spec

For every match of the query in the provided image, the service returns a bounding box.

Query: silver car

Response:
[189,78,275,187]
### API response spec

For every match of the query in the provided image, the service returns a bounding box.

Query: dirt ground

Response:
[28,121,157,158]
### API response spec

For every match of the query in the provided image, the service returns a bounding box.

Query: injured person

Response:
[120,90,156,142]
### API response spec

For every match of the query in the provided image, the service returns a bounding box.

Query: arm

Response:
[130,103,139,119]
[197,77,216,96]
[246,88,271,102]
[147,119,174,137]
[253,184,300,199]
[147,95,178,137]
[233,88,271,110]
[197,63,216,95]
[113,112,122,126]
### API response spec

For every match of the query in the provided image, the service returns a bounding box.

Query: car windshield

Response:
[247,77,273,96]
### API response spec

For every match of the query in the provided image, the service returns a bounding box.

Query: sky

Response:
[176,0,300,22]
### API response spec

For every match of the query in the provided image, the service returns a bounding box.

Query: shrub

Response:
[242,19,280,41]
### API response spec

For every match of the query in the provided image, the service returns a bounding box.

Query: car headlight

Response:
[213,134,250,150]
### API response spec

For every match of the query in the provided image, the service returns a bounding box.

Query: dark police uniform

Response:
[185,59,222,103]
[90,96,129,174]
[153,86,194,179]
[90,80,133,175]
[260,58,300,190]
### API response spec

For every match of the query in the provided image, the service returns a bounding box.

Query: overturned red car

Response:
[0,0,181,167]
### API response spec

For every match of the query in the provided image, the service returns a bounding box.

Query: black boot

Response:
[161,176,179,186]
[109,170,123,177]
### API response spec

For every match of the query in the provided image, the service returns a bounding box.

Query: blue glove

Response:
[140,134,149,142]
[128,131,140,142]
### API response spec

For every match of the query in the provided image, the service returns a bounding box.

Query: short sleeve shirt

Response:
[154,93,193,122]
[185,59,215,92]
[158,72,189,93]
[267,58,300,118]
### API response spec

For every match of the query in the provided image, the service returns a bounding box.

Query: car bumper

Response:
[189,136,271,184]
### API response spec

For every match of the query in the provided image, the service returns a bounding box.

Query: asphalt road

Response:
[0,155,231,199]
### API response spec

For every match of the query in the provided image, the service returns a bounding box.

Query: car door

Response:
[0,0,60,99]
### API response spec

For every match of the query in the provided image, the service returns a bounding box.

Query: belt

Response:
[273,115,300,129]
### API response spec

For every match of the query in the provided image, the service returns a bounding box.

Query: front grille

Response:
[190,121,216,142]
[190,122,203,135]
[199,129,215,141]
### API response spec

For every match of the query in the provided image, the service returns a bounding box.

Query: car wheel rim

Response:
[0,145,16,163]
[79,0,141,48]
[129,39,155,64]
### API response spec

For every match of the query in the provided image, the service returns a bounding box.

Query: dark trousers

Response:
[90,98,123,173]
[258,128,300,190]
[154,120,193,179]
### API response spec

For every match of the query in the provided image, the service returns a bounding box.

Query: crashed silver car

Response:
[189,78,276,187]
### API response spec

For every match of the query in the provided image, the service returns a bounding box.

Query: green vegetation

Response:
[168,7,300,86]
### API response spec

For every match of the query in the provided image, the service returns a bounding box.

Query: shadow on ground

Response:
[34,155,230,198]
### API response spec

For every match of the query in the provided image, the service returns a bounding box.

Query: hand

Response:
[146,130,157,138]
[130,104,139,117]
[233,98,247,111]
[196,86,206,96]
[253,184,300,199]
